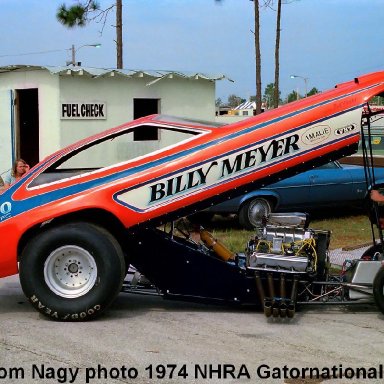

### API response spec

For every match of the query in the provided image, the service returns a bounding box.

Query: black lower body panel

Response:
[125,227,259,305]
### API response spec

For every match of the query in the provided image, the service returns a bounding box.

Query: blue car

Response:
[206,161,384,229]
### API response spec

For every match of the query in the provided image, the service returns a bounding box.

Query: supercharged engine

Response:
[244,212,331,317]
[246,212,329,275]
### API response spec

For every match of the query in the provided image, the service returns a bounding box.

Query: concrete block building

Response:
[0,65,228,175]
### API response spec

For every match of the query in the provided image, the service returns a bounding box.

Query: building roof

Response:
[234,101,256,110]
[0,65,233,85]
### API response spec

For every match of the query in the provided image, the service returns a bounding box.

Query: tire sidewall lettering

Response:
[29,295,102,320]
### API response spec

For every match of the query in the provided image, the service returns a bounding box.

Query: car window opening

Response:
[29,125,201,187]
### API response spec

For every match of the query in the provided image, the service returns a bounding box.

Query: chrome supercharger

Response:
[243,212,384,318]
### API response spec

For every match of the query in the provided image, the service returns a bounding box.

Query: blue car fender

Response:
[238,190,280,211]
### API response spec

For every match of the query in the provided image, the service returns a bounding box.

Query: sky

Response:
[0,0,384,102]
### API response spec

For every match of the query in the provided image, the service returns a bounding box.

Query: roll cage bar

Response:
[361,99,384,253]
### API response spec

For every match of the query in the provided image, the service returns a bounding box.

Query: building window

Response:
[133,98,159,119]
[133,125,159,141]
[133,98,160,140]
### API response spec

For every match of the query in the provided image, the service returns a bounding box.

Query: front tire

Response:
[19,222,126,321]
[239,198,273,229]
[373,267,384,315]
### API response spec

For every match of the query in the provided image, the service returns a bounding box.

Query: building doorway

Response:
[15,88,39,166]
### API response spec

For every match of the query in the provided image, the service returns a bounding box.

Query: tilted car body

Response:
[1,71,384,321]
[207,161,384,228]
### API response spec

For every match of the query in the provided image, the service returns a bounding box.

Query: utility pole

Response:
[116,0,123,68]
[67,44,101,67]
[253,0,262,114]
[71,44,76,66]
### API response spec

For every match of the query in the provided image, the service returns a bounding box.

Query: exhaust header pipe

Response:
[287,276,298,318]
[255,271,298,319]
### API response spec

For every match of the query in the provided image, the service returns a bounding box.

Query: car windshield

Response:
[153,114,226,128]
[30,123,202,187]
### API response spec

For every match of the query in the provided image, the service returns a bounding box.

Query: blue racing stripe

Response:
[1,88,370,222]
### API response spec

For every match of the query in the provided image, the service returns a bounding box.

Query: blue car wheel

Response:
[239,197,273,229]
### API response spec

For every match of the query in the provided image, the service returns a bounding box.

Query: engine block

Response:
[246,213,327,274]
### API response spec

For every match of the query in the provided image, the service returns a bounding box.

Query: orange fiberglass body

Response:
[1,72,384,279]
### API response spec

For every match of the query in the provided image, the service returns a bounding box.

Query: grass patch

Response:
[311,214,374,249]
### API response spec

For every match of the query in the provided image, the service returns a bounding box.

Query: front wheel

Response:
[373,267,384,315]
[19,222,126,321]
[239,197,273,229]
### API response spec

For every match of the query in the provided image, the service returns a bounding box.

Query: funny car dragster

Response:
[1,71,384,321]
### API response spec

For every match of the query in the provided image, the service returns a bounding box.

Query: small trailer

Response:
[1,71,384,320]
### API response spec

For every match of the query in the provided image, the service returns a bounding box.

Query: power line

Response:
[0,49,64,58]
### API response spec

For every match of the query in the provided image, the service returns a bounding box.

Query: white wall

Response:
[0,69,61,174]
[59,73,216,147]
[0,90,13,176]
[215,115,251,124]
[0,68,216,175]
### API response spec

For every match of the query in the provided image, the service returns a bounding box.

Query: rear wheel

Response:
[19,222,126,321]
[239,197,273,229]
[361,244,383,260]
[373,267,384,315]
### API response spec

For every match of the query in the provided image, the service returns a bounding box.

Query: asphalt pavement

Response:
[1,270,384,384]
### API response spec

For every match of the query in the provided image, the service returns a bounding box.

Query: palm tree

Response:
[115,0,123,68]
[57,1,123,69]
[273,0,282,108]
[253,0,263,114]
[216,0,263,114]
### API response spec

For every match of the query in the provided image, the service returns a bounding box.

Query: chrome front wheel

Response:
[44,245,98,298]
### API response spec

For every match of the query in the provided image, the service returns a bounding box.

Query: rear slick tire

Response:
[19,222,126,321]
[373,267,384,315]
